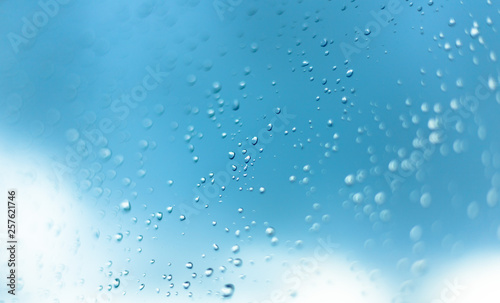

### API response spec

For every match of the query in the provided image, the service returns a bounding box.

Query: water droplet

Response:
[232,100,240,110]
[137,169,146,178]
[120,200,131,212]
[353,192,364,203]
[379,210,391,222]
[470,27,479,38]
[410,225,423,242]
[346,69,354,77]
[142,118,153,129]
[233,258,243,267]
[65,128,79,142]
[374,192,386,205]
[420,193,432,208]
[186,74,197,86]
[114,233,123,242]
[488,76,498,91]
[205,268,213,277]
[212,81,222,93]
[265,227,275,236]
[344,175,355,186]
[99,148,112,160]
[207,109,215,118]
[411,259,428,276]
[250,42,259,52]
[487,188,498,207]
[221,284,235,298]
[467,201,479,219]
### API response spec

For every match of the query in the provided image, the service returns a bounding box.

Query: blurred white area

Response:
[0,147,107,303]
[220,245,394,303]
[0,145,394,302]
[280,258,392,303]
[420,252,500,303]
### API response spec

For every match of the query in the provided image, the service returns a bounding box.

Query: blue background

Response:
[0,0,500,302]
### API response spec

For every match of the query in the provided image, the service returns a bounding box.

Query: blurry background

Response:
[0,0,499,302]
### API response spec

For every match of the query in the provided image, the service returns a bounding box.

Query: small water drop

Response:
[205,268,214,277]
[265,227,275,236]
[420,193,432,208]
[345,174,355,186]
[120,200,131,212]
[470,27,479,38]
[221,284,235,298]
[233,258,243,267]
[374,192,386,205]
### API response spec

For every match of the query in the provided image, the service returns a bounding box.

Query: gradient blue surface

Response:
[1,0,500,302]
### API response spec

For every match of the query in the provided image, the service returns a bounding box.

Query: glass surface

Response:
[0,1,499,302]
